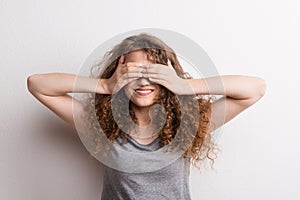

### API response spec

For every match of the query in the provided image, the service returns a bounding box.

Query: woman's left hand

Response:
[142,60,194,95]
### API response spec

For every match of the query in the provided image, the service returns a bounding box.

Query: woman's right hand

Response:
[104,55,146,94]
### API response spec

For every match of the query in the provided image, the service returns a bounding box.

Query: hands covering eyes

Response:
[104,55,193,95]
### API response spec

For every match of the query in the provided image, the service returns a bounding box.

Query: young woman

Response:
[27,33,266,199]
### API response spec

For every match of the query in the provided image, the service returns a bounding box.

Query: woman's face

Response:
[123,50,161,108]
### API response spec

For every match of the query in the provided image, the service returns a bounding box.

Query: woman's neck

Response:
[129,105,161,142]
[131,105,151,126]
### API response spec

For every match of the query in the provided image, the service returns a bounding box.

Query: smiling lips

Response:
[134,88,154,96]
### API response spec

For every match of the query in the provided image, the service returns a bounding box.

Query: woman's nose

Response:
[137,78,150,86]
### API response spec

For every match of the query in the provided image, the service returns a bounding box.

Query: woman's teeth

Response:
[134,89,153,96]
[135,90,152,93]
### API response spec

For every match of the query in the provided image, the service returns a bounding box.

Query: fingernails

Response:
[119,55,125,64]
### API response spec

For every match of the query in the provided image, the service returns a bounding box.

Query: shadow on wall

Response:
[24,110,105,199]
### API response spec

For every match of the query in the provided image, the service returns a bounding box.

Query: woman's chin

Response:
[130,100,155,108]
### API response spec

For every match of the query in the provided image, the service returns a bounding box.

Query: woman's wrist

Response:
[178,79,204,95]
[186,79,208,95]
[96,79,111,94]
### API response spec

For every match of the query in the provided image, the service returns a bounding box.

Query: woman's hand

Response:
[104,55,146,94]
[143,60,194,95]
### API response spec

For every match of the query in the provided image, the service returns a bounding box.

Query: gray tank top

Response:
[101,135,192,200]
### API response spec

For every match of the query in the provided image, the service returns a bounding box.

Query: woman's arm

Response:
[188,75,267,131]
[138,61,267,131]
[188,75,266,100]
[27,73,109,128]
[27,61,145,129]
[142,62,267,131]
[27,73,109,95]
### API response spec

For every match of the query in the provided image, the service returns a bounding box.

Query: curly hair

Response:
[81,33,219,170]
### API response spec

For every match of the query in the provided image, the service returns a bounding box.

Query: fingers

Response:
[119,62,147,74]
[114,62,147,87]
[146,77,168,88]
[141,62,177,86]
[119,55,125,64]
[167,59,172,67]
[142,64,170,76]
[118,60,172,75]
[119,69,143,82]
[143,73,166,80]
[115,74,140,91]
[121,67,145,78]
[124,72,144,79]
[116,61,173,86]
[111,59,177,94]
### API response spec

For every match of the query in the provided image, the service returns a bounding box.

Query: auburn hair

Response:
[81,33,219,170]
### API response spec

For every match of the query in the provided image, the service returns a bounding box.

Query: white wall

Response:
[1,0,299,199]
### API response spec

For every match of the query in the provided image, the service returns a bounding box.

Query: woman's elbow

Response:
[27,75,34,93]
[257,77,267,98]
[250,77,267,104]
[27,74,40,93]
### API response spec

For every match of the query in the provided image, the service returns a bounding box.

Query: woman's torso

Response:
[100,134,192,200]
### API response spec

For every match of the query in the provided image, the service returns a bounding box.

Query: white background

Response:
[1,0,299,199]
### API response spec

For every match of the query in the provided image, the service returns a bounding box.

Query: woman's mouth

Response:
[134,88,154,96]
